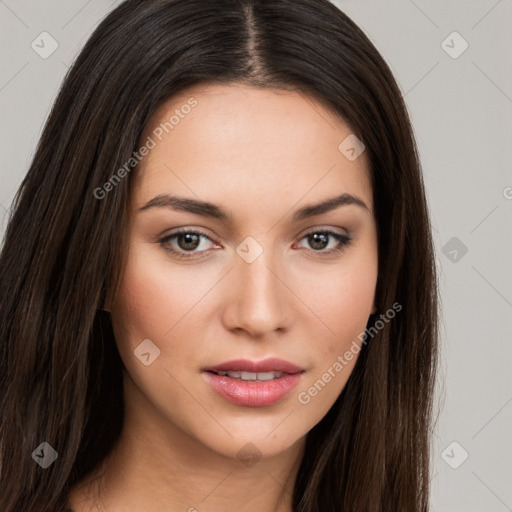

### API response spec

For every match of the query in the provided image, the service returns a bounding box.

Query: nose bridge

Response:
[225,235,290,336]
[239,247,278,299]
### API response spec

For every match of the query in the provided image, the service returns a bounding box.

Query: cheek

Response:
[110,243,220,375]
[302,276,369,385]
[110,246,185,359]
[293,250,377,415]
[301,254,377,353]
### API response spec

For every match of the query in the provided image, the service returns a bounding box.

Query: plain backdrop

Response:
[0,1,511,510]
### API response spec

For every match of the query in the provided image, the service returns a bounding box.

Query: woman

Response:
[0,0,439,510]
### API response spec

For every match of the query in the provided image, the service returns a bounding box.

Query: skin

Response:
[69,83,378,512]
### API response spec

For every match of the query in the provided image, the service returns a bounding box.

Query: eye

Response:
[295,229,353,256]
[158,228,353,259]
[158,228,218,259]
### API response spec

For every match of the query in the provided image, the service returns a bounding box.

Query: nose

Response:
[220,247,293,339]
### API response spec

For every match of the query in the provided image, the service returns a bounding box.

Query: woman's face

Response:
[108,83,378,461]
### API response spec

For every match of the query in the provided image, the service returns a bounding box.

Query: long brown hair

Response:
[0,1,439,510]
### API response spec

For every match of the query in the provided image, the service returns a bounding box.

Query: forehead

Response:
[132,83,372,216]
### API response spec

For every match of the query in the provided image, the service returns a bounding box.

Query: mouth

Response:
[206,370,287,381]
[202,358,305,407]
[202,357,304,375]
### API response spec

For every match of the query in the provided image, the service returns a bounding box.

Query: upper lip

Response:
[203,358,304,374]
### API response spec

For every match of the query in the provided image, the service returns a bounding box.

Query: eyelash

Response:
[158,228,353,260]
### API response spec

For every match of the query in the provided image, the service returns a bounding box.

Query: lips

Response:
[202,358,305,407]
[203,357,304,374]
[210,370,285,381]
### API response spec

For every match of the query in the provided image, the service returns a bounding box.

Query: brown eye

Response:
[174,232,201,251]
[297,230,352,255]
[306,232,329,250]
[159,229,217,259]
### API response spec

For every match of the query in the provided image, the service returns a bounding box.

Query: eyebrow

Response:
[138,192,370,222]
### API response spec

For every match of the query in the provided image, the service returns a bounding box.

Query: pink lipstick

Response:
[202,358,304,407]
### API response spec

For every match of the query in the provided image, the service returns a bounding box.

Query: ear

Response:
[371,303,377,314]
[101,288,113,313]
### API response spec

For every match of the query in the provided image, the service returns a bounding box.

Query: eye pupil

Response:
[308,233,328,250]
[178,233,200,250]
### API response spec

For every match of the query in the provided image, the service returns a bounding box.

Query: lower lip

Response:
[202,371,303,407]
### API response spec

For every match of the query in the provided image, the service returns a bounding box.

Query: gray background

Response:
[1,1,511,510]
